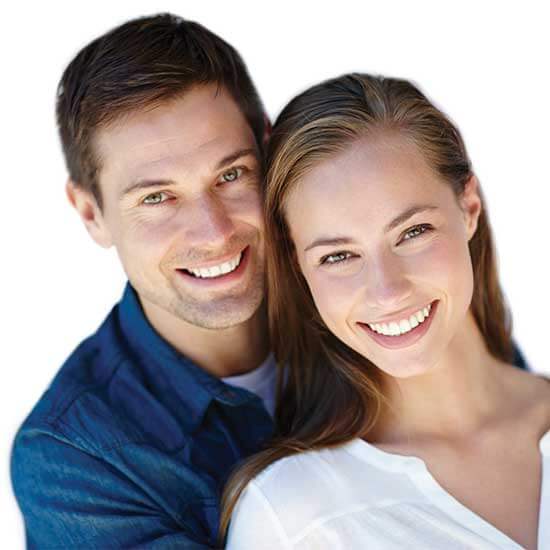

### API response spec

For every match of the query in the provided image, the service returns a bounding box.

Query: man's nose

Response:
[184,194,236,248]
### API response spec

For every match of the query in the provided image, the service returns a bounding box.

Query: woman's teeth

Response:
[186,252,242,279]
[367,303,432,336]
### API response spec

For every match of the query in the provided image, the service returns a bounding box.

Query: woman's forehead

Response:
[284,136,444,217]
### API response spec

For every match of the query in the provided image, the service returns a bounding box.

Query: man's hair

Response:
[56,13,266,209]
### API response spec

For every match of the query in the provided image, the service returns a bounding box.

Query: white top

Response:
[222,353,277,417]
[226,431,550,549]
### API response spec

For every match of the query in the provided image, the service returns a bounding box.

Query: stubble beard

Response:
[168,273,265,330]
[138,259,266,331]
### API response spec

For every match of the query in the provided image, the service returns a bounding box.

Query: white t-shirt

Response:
[226,432,550,549]
[222,353,277,418]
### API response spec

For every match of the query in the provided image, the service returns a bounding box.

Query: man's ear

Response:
[66,180,113,248]
[460,175,483,241]
[262,114,272,150]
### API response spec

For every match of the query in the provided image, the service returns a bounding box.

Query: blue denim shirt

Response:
[11,284,273,549]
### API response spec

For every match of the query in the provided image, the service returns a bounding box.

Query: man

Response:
[11,12,528,550]
[11,13,273,548]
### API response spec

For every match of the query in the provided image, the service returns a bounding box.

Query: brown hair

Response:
[218,73,513,544]
[56,13,266,209]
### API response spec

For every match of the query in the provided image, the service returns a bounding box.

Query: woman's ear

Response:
[66,180,113,248]
[460,175,483,241]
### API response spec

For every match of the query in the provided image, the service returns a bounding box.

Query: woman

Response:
[220,74,550,549]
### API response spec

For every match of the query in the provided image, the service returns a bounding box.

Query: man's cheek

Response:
[121,215,181,249]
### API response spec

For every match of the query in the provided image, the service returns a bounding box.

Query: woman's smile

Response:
[357,299,439,350]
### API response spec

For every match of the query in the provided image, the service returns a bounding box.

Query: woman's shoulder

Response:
[239,439,392,517]
[229,441,373,548]
[249,443,350,491]
[228,447,340,548]
[500,363,550,436]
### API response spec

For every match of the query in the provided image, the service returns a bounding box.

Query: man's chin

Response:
[170,289,265,330]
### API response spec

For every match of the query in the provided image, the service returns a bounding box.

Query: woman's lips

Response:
[358,300,439,350]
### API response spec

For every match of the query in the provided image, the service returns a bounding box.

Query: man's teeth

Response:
[187,252,242,279]
[367,304,432,336]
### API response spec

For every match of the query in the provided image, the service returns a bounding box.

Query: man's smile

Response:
[176,246,251,286]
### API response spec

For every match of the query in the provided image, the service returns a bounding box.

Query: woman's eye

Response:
[401,224,432,242]
[142,192,169,205]
[219,167,243,183]
[320,251,355,265]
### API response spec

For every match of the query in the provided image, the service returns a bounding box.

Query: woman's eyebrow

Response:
[384,205,438,232]
[303,205,438,253]
[304,237,354,253]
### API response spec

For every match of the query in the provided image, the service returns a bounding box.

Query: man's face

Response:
[80,85,266,329]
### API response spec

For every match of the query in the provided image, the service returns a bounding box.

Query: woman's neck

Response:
[371,311,515,446]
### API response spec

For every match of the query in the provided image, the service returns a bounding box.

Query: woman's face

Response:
[284,134,481,378]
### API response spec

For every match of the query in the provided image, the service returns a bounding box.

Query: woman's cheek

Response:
[416,233,475,312]
[307,270,360,330]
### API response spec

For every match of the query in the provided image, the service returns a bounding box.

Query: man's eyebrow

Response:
[119,148,258,200]
[303,205,438,253]
[215,147,258,170]
[120,179,176,199]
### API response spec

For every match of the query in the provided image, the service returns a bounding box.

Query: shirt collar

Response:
[116,283,261,428]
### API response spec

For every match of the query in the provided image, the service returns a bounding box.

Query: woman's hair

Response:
[218,73,513,543]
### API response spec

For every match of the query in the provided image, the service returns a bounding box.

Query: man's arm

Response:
[11,428,219,549]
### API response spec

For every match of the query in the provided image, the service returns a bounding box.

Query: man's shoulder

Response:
[11,320,217,505]
[15,339,140,455]
[15,304,191,455]
[11,330,221,548]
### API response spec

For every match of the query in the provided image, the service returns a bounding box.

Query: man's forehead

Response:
[94,86,257,185]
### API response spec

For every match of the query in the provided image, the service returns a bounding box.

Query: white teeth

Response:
[188,252,242,279]
[367,303,434,337]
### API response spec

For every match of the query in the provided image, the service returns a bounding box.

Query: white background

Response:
[2,1,548,546]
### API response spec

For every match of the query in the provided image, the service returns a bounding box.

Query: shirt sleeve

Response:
[225,480,292,550]
[11,428,215,549]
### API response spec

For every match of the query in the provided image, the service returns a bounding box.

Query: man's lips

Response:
[176,246,250,285]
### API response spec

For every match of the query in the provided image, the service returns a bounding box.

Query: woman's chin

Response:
[379,360,438,380]
[358,347,443,380]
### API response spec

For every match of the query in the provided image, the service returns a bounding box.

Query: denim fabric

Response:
[11,284,273,549]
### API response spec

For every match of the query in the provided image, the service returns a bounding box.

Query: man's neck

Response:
[140,298,269,379]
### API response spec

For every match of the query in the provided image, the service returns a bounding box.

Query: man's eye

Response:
[219,167,243,183]
[142,192,168,205]
[401,224,432,242]
[320,251,355,265]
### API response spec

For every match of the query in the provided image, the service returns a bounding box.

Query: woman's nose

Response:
[363,253,413,310]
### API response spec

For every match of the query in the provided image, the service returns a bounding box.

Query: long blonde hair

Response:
[218,73,512,544]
